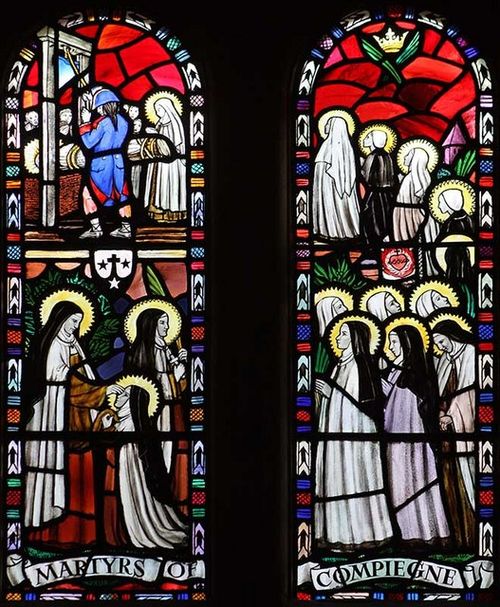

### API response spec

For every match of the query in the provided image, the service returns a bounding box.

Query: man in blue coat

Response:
[79,88,132,238]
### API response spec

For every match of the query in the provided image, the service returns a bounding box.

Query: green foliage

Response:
[454,149,476,178]
[24,268,66,345]
[88,317,121,360]
[428,553,474,563]
[437,167,453,180]
[395,31,421,65]
[25,267,120,359]
[67,272,98,295]
[322,556,350,564]
[24,309,36,350]
[314,257,367,291]
[26,546,63,560]
[459,283,475,318]
[361,32,420,85]
[144,264,167,297]
[315,342,330,374]
[380,59,402,84]
[97,293,113,317]
[25,267,64,307]
[361,38,383,62]
[361,38,402,84]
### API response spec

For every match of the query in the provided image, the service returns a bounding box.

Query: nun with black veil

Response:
[432,316,475,549]
[382,318,450,546]
[436,190,474,282]
[24,293,108,547]
[124,301,189,511]
[314,313,393,551]
[109,377,188,549]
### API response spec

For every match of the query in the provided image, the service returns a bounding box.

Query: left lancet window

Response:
[2,9,208,602]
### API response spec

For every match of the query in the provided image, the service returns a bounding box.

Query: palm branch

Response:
[144,264,168,297]
[395,31,421,65]
[360,38,384,62]
[314,257,366,290]
[454,149,476,178]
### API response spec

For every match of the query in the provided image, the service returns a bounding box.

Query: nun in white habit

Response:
[112,382,187,549]
[362,290,403,370]
[415,290,451,317]
[365,291,402,322]
[433,319,476,548]
[314,293,351,377]
[394,148,431,241]
[315,318,393,550]
[316,296,348,337]
[313,116,360,240]
[145,97,187,222]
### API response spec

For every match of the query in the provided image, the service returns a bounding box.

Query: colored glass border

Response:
[2,8,209,602]
[291,6,495,602]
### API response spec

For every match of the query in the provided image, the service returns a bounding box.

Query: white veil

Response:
[155,98,185,153]
[315,117,357,198]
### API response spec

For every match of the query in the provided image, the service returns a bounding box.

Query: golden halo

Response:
[429,179,476,223]
[314,287,354,309]
[318,109,356,139]
[358,123,397,155]
[359,285,405,313]
[329,313,381,357]
[144,90,183,124]
[429,312,472,356]
[40,289,95,336]
[397,138,439,174]
[24,139,40,175]
[124,298,182,345]
[384,316,430,360]
[109,374,160,417]
[435,235,475,273]
[409,280,460,315]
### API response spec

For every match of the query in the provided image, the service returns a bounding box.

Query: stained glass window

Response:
[292,7,494,602]
[2,8,207,602]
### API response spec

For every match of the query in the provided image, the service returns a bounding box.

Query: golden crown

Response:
[373,27,409,53]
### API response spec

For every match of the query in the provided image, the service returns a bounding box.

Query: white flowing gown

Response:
[24,330,92,527]
[315,352,393,549]
[115,390,187,549]
[144,98,186,219]
[313,117,360,240]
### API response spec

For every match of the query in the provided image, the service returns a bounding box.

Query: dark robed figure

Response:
[360,129,396,245]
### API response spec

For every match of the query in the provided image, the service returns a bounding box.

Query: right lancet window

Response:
[292,7,495,601]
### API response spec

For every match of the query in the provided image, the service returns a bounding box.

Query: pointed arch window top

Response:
[3,8,208,603]
[292,6,494,602]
